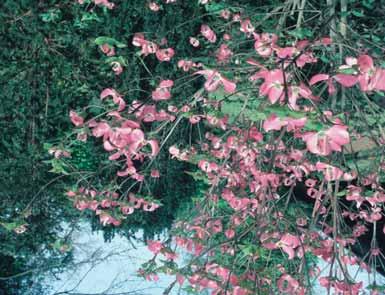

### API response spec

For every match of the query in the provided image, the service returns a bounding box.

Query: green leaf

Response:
[221,101,243,121]
[351,10,364,17]
[287,28,313,39]
[185,171,209,184]
[320,55,330,63]
[40,9,61,22]
[94,37,127,48]
[337,68,357,75]
[336,190,347,197]
[0,221,24,232]
[204,2,227,13]
[304,120,324,132]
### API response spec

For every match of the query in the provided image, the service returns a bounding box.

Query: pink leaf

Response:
[374,69,385,91]
[147,240,163,254]
[221,76,236,93]
[147,139,159,157]
[152,80,174,101]
[334,74,358,87]
[309,74,329,85]
[69,110,84,127]
[358,55,374,73]
[155,48,175,62]
[100,88,118,100]
[200,24,217,43]
[263,114,286,132]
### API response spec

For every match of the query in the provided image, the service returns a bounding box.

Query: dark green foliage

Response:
[0,1,204,293]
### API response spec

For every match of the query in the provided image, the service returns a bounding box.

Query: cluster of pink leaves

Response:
[132,33,175,62]
[310,55,385,94]
[70,88,173,180]
[69,1,385,294]
[164,124,373,294]
[66,189,159,226]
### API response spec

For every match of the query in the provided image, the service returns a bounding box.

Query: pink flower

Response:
[189,115,201,124]
[75,200,89,211]
[66,191,76,197]
[216,44,233,63]
[92,122,110,138]
[287,83,317,110]
[277,274,300,293]
[98,212,118,226]
[309,74,330,86]
[169,146,180,158]
[148,2,160,11]
[240,18,254,34]
[220,9,231,20]
[150,169,160,178]
[259,69,284,104]
[100,88,126,111]
[195,69,236,93]
[276,46,296,59]
[189,37,200,47]
[132,34,158,57]
[358,55,374,73]
[77,132,87,142]
[334,281,363,295]
[99,44,115,56]
[355,55,385,91]
[225,229,235,239]
[315,162,344,181]
[164,251,178,261]
[143,202,159,212]
[359,68,385,91]
[303,124,349,156]
[146,139,159,157]
[111,61,123,75]
[178,60,196,72]
[176,274,185,285]
[285,117,307,131]
[152,80,174,101]
[233,286,249,295]
[334,74,358,87]
[94,0,115,9]
[69,110,84,126]
[155,48,175,62]
[223,33,231,41]
[132,33,146,47]
[148,240,163,254]
[200,24,217,43]
[254,33,278,57]
[121,206,134,215]
[141,41,158,56]
[263,114,286,132]
[277,233,300,259]
[319,276,331,288]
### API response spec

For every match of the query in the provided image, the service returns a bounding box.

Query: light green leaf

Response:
[94,37,127,48]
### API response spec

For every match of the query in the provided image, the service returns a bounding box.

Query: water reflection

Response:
[47,222,175,295]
